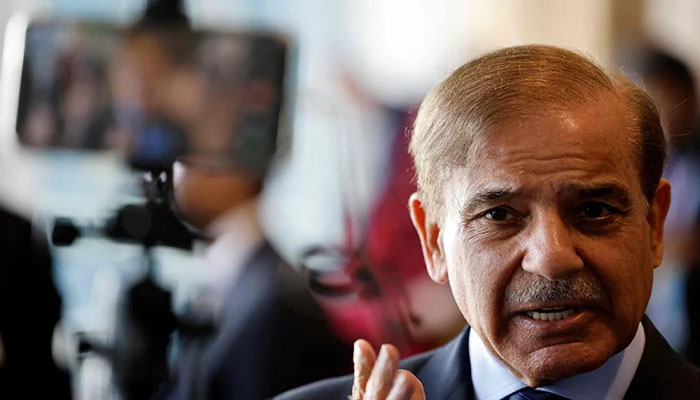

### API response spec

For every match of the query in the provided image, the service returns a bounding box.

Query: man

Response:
[277,45,700,399]
[169,157,352,400]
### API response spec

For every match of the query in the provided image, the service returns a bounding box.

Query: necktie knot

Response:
[506,387,570,400]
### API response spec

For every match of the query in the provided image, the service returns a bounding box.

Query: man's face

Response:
[410,97,670,386]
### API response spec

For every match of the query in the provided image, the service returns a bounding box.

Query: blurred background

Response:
[0,0,698,399]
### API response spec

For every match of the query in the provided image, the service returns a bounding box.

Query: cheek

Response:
[581,228,655,319]
[611,251,654,314]
[444,227,518,329]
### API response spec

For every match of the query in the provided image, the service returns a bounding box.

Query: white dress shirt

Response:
[188,200,264,318]
[469,323,646,400]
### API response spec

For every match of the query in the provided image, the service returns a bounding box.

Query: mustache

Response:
[504,271,609,305]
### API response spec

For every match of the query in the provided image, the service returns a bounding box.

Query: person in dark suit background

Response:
[169,156,352,399]
[167,153,351,399]
[0,206,72,399]
[276,45,700,399]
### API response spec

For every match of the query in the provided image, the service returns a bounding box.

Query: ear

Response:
[647,178,671,268]
[409,192,448,283]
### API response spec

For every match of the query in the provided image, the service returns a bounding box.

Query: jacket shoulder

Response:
[625,317,700,398]
[273,374,354,400]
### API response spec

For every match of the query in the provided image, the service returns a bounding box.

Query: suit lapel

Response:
[624,316,700,398]
[217,243,277,337]
[415,326,475,400]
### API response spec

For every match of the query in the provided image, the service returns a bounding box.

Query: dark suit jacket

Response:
[276,316,700,399]
[172,243,352,400]
[0,207,72,399]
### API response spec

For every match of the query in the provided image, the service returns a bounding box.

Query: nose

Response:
[521,210,584,280]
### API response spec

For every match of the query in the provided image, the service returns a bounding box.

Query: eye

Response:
[483,207,512,221]
[578,202,617,219]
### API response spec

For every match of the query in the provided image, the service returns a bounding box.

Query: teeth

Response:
[526,308,575,321]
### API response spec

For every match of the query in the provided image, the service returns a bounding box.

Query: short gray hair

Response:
[409,44,665,217]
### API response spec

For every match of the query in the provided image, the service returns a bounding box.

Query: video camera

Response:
[1,0,288,397]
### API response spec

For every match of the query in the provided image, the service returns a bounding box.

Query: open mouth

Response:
[524,307,578,321]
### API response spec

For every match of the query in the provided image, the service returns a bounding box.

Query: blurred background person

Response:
[168,135,352,399]
[626,48,700,360]
[151,7,353,397]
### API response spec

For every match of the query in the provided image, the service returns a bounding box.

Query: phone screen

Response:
[14,19,286,171]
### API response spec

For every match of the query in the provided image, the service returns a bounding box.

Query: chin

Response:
[517,342,616,387]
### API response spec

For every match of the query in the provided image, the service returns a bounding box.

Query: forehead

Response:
[443,97,643,205]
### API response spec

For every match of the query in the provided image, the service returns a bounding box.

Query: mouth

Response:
[523,307,579,322]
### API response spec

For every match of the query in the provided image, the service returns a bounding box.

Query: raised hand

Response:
[351,339,425,400]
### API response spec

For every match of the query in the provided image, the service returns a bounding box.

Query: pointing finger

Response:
[365,343,400,399]
[352,339,377,400]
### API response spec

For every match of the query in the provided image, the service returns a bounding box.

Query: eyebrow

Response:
[472,190,514,203]
[567,183,633,207]
[461,188,519,216]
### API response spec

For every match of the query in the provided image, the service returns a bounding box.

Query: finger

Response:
[385,370,414,400]
[365,344,400,400]
[405,371,425,400]
[386,370,425,400]
[352,339,377,400]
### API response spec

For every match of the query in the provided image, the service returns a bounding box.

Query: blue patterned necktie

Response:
[506,388,570,400]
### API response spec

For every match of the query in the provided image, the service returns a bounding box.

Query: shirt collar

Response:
[469,322,645,400]
[204,200,264,281]
[189,200,264,315]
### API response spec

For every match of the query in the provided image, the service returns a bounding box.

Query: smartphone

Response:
[2,15,287,172]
